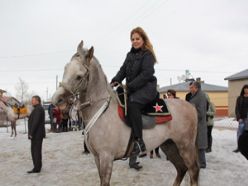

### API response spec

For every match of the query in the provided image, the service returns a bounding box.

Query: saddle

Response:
[115,85,172,129]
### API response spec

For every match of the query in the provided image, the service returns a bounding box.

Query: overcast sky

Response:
[0,0,248,100]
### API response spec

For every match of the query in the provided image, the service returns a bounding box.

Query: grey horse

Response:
[52,41,199,186]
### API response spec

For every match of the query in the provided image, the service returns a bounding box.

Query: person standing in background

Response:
[185,81,194,102]
[167,89,178,99]
[27,95,45,173]
[205,94,216,153]
[53,106,61,132]
[233,84,248,152]
[187,81,208,168]
[48,103,55,132]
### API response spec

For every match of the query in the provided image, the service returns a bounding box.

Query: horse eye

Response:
[76,75,82,80]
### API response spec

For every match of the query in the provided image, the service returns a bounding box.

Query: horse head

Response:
[52,40,94,109]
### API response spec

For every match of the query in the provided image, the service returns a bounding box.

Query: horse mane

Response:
[77,50,118,105]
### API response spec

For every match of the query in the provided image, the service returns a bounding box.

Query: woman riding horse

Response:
[52,39,199,186]
[111,27,157,163]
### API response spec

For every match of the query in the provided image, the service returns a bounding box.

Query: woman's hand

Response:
[110,81,118,87]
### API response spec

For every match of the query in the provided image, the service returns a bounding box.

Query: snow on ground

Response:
[0,118,247,186]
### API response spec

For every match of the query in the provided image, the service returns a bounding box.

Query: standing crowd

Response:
[47,103,82,133]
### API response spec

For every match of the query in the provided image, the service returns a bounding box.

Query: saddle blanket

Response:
[118,99,172,129]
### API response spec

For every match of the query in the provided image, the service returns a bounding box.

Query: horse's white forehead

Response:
[63,58,87,81]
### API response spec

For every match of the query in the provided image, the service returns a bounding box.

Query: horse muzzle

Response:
[52,87,67,105]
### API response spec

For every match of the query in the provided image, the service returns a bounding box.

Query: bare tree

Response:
[177,70,194,83]
[15,78,29,102]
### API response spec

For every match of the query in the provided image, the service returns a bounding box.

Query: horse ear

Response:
[77,40,84,57]
[86,46,94,66]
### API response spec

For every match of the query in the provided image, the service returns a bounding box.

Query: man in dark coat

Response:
[27,95,45,173]
[185,81,194,102]
[187,81,208,168]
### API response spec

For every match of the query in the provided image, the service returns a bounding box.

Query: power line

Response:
[93,0,170,44]
[0,66,235,74]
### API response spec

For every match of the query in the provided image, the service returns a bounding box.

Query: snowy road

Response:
[0,118,247,186]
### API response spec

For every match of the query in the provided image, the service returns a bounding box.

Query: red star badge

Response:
[153,103,163,112]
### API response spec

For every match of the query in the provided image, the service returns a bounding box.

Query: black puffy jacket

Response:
[235,96,248,120]
[28,104,45,140]
[112,47,157,104]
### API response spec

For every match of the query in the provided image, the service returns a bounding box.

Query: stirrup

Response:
[131,142,140,156]
[135,141,147,158]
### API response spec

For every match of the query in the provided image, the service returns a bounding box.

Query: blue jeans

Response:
[237,121,245,142]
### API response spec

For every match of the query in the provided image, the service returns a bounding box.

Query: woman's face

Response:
[131,32,144,49]
[244,88,248,95]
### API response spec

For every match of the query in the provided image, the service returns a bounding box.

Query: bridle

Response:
[58,60,113,152]
[59,62,112,112]
[60,63,90,98]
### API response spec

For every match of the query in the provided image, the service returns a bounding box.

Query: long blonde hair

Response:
[130,27,157,63]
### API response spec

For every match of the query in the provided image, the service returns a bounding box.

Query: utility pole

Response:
[46,87,48,101]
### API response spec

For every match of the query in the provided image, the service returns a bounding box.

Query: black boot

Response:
[130,162,142,170]
[206,148,211,153]
[129,154,142,171]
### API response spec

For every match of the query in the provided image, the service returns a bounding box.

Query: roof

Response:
[224,69,248,81]
[159,82,227,92]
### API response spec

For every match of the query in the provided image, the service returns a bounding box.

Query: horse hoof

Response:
[156,153,161,158]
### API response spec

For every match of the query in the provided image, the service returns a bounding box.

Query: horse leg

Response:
[83,142,90,154]
[178,145,199,186]
[94,156,101,177]
[97,153,114,186]
[160,139,188,186]
[10,122,14,137]
[13,121,17,137]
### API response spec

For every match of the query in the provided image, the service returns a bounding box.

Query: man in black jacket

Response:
[27,95,45,173]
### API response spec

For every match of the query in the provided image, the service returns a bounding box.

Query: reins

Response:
[60,65,132,160]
